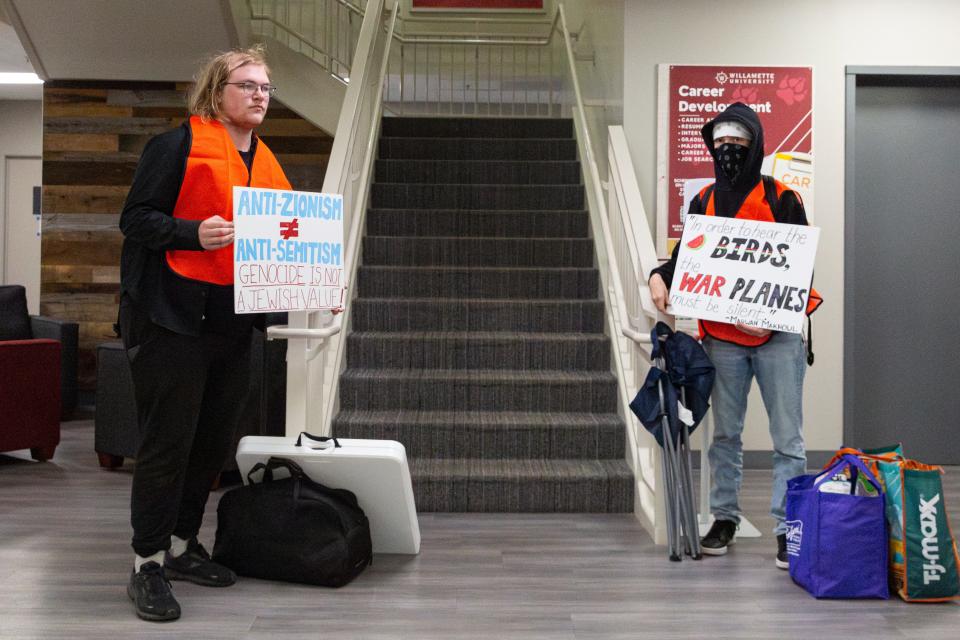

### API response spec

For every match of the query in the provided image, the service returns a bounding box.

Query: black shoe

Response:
[700,519,737,555]
[776,533,789,570]
[127,561,181,622]
[164,538,237,587]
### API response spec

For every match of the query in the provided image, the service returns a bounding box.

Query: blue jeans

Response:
[704,332,807,535]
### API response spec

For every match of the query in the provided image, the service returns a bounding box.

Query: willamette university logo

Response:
[713,70,776,86]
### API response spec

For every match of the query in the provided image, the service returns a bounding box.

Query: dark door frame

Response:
[843,65,960,446]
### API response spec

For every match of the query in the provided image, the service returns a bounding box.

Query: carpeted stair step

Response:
[331,116,632,514]
[339,368,617,412]
[409,458,633,512]
[346,331,610,370]
[350,297,605,333]
[362,236,594,268]
[366,209,589,238]
[356,266,598,299]
[375,159,582,185]
[332,410,625,460]
[379,137,577,161]
[380,117,573,139]
[371,183,584,210]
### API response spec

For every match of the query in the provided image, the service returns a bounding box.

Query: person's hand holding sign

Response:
[199,215,234,250]
[649,273,669,313]
[329,285,347,315]
[735,322,772,338]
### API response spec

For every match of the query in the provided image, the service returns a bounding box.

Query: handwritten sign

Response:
[233,186,345,313]
[669,214,819,333]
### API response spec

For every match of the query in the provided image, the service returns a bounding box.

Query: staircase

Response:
[333,117,633,512]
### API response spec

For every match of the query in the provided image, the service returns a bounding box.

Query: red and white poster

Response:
[656,65,813,257]
[412,1,544,10]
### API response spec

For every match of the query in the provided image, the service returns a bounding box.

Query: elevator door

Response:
[846,73,960,464]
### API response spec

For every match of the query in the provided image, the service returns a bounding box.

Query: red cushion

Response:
[0,339,61,453]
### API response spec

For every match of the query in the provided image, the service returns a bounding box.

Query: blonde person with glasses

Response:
[118,45,291,622]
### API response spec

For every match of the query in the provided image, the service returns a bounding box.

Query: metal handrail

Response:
[554,5,671,542]
[556,6,651,350]
[317,5,398,431]
[248,3,349,46]
[266,1,389,348]
[250,0,564,64]
[248,0,577,122]
[266,0,399,439]
[247,0,356,75]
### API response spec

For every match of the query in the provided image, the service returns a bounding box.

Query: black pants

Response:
[120,301,252,557]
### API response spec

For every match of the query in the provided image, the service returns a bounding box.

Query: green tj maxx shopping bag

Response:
[877,457,960,602]
[827,446,960,602]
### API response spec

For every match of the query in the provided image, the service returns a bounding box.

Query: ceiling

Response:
[0,16,41,100]
[0,1,343,134]
[1,0,235,85]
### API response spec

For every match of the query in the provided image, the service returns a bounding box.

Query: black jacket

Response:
[651,102,808,288]
[119,123,261,337]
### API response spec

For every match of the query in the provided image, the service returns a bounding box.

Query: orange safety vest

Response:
[166,116,291,285]
[699,179,823,347]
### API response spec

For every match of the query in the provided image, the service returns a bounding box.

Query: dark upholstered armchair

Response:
[0,285,73,461]
[95,323,287,470]
[0,285,79,421]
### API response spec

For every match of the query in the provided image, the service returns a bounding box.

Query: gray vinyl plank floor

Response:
[1,419,957,639]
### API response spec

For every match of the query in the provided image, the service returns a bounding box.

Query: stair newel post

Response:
[283,310,310,438]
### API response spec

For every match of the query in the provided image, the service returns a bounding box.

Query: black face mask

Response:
[716,142,749,184]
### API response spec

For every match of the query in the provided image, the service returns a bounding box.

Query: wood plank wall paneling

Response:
[41,80,332,390]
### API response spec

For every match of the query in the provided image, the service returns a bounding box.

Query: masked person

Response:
[648,102,821,569]
[118,45,291,621]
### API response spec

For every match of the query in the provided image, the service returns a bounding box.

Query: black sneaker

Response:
[776,533,789,570]
[700,519,737,555]
[127,561,181,622]
[164,538,237,587]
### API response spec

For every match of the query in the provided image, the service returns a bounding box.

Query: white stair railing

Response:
[266,0,396,437]
[548,5,669,543]
[606,126,674,545]
[258,0,677,543]
[608,126,724,542]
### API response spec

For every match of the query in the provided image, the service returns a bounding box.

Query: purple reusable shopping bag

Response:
[785,453,889,599]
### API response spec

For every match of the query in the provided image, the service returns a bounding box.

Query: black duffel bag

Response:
[212,456,372,587]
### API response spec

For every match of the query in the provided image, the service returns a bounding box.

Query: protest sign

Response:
[669,214,819,334]
[232,186,345,313]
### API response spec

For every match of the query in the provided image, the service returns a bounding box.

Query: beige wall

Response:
[623,0,960,452]
[0,99,42,310]
[566,0,623,180]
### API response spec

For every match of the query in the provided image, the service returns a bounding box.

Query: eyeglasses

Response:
[223,82,277,97]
